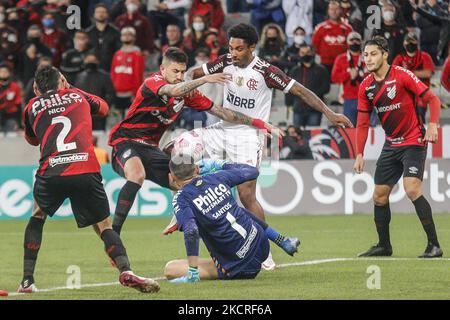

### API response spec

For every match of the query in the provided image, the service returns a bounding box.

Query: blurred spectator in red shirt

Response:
[189,0,224,30]
[111,26,145,118]
[115,0,155,54]
[331,31,366,126]
[0,4,20,67]
[392,32,435,122]
[0,63,22,133]
[312,0,352,75]
[40,12,71,67]
[441,56,450,93]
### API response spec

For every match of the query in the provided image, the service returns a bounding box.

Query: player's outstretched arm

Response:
[289,82,353,127]
[158,73,232,97]
[422,89,441,143]
[207,105,285,138]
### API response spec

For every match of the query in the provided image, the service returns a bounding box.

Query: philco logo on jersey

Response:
[192,184,232,214]
[49,153,88,167]
[31,93,83,116]
[375,102,401,113]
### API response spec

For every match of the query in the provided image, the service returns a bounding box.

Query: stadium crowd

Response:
[0,0,449,136]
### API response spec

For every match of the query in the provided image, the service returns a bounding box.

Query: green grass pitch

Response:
[1,214,449,300]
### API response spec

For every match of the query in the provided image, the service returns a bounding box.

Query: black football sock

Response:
[23,217,45,283]
[113,181,141,235]
[413,195,440,248]
[374,204,391,248]
[101,229,131,273]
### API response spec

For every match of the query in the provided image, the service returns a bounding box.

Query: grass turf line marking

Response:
[6,257,450,297]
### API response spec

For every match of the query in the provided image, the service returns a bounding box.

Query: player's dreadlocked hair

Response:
[163,47,188,65]
[228,23,259,46]
[170,153,197,181]
[364,36,389,53]
[34,65,61,93]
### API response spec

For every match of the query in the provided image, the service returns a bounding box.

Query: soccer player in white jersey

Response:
[169,23,352,269]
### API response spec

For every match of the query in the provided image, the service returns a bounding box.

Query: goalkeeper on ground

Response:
[164,155,300,283]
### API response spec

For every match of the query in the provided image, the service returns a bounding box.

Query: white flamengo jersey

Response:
[202,54,296,132]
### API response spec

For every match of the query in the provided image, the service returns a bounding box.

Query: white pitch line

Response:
[5,257,450,298]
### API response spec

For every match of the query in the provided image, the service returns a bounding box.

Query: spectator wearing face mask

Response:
[0,63,22,133]
[40,12,72,67]
[331,32,366,127]
[76,52,116,131]
[280,125,313,160]
[280,26,307,70]
[339,0,363,36]
[392,32,435,122]
[282,0,313,45]
[285,44,330,127]
[312,0,353,75]
[258,23,286,68]
[0,5,20,68]
[370,2,407,63]
[183,14,209,52]
[87,3,122,72]
[111,27,145,118]
[61,30,91,84]
[189,0,224,30]
[18,25,53,85]
[115,0,155,54]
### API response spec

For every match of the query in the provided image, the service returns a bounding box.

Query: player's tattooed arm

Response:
[289,82,354,127]
[208,105,285,137]
[158,73,232,97]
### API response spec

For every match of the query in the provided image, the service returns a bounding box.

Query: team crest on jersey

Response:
[235,76,244,87]
[387,85,396,100]
[246,78,258,90]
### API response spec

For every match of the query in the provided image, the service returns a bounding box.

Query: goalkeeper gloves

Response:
[169,267,200,284]
[197,159,227,175]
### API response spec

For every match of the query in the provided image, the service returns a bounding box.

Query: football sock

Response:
[374,204,391,248]
[413,195,440,247]
[265,227,286,246]
[101,229,131,273]
[23,217,45,282]
[113,181,141,235]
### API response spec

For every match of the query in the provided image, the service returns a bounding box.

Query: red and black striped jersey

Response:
[358,66,428,147]
[108,72,213,147]
[23,87,109,177]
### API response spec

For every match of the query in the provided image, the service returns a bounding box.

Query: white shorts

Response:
[172,122,264,168]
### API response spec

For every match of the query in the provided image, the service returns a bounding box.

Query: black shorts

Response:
[111,142,170,189]
[374,144,427,185]
[34,173,110,228]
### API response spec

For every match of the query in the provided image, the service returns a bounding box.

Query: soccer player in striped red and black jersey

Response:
[108,47,284,236]
[19,66,160,294]
[354,36,443,258]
